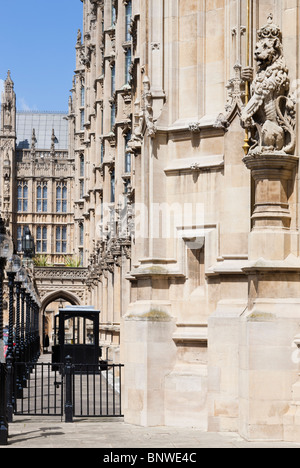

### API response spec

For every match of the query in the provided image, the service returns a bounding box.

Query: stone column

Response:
[237,14,300,442]
[239,150,300,440]
[122,301,176,427]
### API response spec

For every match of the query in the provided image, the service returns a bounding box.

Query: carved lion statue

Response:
[240,15,296,154]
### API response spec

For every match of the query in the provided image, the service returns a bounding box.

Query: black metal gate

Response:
[72,363,123,418]
[12,359,124,420]
[14,361,64,417]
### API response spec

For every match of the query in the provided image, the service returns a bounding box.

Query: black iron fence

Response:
[0,363,8,446]
[12,360,124,421]
[0,356,124,444]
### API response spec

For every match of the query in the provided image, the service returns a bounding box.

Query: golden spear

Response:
[242,0,251,156]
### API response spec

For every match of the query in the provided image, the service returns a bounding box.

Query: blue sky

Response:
[0,0,83,112]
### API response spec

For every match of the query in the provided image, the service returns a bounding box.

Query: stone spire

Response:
[1,70,16,136]
[0,71,16,228]
[50,129,56,155]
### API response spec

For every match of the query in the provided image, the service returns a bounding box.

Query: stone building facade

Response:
[69,0,300,442]
[0,71,78,343]
[3,0,300,443]
[0,71,75,265]
[69,0,135,362]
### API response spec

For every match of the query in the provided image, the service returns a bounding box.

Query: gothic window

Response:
[81,86,85,107]
[80,154,85,177]
[112,0,116,25]
[56,182,68,213]
[111,102,116,130]
[56,226,67,253]
[80,109,85,130]
[80,81,85,131]
[79,155,85,198]
[125,1,132,41]
[37,182,48,213]
[80,180,85,199]
[125,48,132,84]
[111,64,116,95]
[17,181,28,212]
[36,226,47,253]
[110,169,115,203]
[79,222,84,246]
[124,132,131,173]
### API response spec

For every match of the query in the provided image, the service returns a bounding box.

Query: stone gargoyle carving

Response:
[240,14,296,155]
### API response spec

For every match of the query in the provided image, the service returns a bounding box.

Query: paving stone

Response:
[2,416,300,448]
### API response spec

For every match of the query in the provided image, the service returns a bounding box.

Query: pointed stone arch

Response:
[34,267,88,313]
[40,290,81,315]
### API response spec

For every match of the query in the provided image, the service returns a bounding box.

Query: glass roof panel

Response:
[16,112,68,150]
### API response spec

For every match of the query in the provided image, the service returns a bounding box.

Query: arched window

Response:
[111,64,116,95]
[80,180,85,199]
[111,102,116,130]
[36,226,47,253]
[56,226,67,253]
[112,0,116,25]
[79,223,84,246]
[17,182,28,212]
[110,169,115,203]
[125,1,132,41]
[80,109,85,130]
[37,182,48,212]
[80,154,85,177]
[125,48,132,84]
[81,86,85,107]
[124,132,132,173]
[56,182,68,213]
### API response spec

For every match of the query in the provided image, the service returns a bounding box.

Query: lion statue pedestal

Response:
[240,14,298,260]
[243,151,298,261]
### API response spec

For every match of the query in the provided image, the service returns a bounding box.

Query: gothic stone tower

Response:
[0,71,16,232]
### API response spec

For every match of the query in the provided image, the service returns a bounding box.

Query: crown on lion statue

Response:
[257,14,282,43]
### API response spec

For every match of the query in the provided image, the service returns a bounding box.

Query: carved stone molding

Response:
[215,62,244,131]
[34,267,89,281]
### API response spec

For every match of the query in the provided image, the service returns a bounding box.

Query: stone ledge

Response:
[164,154,224,174]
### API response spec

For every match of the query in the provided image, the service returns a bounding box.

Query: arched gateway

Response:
[34,266,89,346]
[41,290,81,314]
[34,266,89,309]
